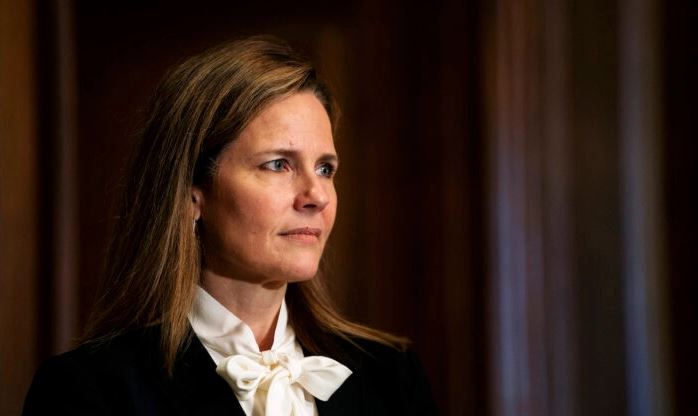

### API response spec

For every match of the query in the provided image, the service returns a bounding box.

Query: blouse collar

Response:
[188,285,296,364]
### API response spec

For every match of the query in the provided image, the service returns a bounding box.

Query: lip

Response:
[279,227,321,242]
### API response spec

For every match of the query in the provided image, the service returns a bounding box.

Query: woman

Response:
[23,36,437,415]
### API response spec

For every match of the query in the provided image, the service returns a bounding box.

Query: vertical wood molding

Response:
[51,0,79,353]
[541,0,577,415]
[436,1,486,413]
[485,1,577,415]
[0,0,38,413]
[663,0,697,413]
[619,0,673,414]
[485,0,549,414]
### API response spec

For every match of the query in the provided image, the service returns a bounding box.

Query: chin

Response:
[285,269,319,283]
[281,261,321,283]
[271,250,321,281]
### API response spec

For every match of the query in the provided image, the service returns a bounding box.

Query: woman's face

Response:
[193,92,338,284]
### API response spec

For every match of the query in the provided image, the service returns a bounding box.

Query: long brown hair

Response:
[83,36,406,372]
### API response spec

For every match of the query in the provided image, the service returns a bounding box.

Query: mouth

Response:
[279,227,321,242]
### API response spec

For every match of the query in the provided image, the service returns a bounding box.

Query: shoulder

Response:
[22,328,166,415]
[321,335,440,415]
[39,327,163,380]
[327,335,423,377]
[347,337,433,392]
[22,345,107,415]
[343,337,416,372]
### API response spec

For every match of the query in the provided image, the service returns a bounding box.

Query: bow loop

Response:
[295,356,353,401]
[216,355,268,400]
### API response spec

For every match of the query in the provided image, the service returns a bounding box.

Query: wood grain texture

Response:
[0,0,38,414]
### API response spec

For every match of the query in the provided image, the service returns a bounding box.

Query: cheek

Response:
[213,181,288,236]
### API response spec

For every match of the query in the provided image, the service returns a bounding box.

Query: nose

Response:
[293,171,330,212]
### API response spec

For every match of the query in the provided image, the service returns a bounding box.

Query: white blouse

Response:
[188,286,351,416]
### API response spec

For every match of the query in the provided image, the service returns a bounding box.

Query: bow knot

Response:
[283,357,302,383]
[261,350,280,365]
[216,353,352,415]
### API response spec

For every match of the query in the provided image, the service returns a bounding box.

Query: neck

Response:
[200,270,287,351]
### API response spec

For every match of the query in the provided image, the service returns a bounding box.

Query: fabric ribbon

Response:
[216,351,352,415]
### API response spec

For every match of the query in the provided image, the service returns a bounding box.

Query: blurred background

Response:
[1,0,695,415]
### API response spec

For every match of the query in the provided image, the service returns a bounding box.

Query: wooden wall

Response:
[0,0,38,414]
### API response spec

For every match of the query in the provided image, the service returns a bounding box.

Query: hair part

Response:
[82,36,406,373]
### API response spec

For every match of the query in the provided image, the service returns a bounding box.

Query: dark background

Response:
[1,0,695,415]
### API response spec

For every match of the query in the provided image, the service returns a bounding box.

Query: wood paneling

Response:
[663,1,698,414]
[619,0,673,414]
[0,0,38,414]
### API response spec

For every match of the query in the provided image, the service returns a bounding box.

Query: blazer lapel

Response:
[306,342,365,416]
[315,368,363,416]
[167,333,246,416]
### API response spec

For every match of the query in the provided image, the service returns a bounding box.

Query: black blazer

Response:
[23,327,438,415]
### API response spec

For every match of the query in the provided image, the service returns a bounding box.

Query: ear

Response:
[191,186,204,221]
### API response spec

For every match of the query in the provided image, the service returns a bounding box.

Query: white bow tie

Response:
[216,349,352,415]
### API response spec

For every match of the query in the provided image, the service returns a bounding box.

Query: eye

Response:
[261,159,290,172]
[316,163,336,178]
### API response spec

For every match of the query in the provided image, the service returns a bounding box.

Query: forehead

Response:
[232,92,335,154]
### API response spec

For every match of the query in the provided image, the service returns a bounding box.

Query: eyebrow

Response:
[252,149,340,164]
